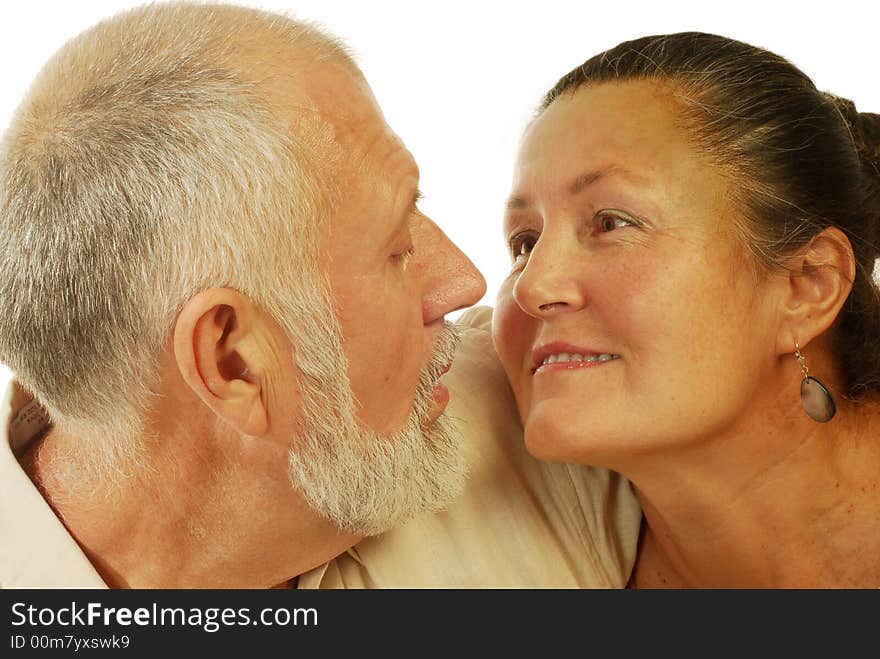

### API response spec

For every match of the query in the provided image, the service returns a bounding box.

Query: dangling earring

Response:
[794,341,836,423]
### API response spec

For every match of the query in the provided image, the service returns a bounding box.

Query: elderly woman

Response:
[493,32,880,587]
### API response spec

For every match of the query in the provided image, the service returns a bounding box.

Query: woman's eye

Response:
[596,212,635,233]
[509,232,538,269]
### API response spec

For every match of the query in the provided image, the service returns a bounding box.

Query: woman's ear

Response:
[776,226,855,354]
[173,288,269,437]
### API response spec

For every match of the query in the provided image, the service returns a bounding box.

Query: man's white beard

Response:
[283,289,467,537]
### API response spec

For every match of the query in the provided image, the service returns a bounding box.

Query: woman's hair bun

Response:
[855,111,880,176]
[825,92,880,178]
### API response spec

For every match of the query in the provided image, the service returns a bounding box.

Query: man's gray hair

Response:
[0,3,353,452]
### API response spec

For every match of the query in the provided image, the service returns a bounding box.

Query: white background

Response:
[2,0,879,393]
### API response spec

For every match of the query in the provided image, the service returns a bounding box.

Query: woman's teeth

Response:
[541,353,619,366]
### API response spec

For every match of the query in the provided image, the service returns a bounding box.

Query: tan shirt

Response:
[1,307,641,588]
[1,383,106,587]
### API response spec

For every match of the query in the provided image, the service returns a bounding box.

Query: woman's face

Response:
[493,81,785,465]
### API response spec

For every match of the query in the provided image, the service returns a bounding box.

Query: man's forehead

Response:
[305,79,416,181]
[256,55,397,167]
[244,46,418,204]
[301,68,389,144]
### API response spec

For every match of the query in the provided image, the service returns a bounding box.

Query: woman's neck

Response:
[623,397,880,588]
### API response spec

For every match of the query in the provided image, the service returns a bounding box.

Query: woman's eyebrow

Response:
[506,165,645,211]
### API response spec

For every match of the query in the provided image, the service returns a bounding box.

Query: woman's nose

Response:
[512,235,587,318]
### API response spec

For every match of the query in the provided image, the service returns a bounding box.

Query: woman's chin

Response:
[521,401,639,468]
[522,412,597,464]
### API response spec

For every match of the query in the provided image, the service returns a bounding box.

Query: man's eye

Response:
[391,245,415,266]
[509,231,538,270]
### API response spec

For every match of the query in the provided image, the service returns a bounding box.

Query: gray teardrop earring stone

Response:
[800,376,836,423]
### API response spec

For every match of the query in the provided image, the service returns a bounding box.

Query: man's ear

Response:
[776,226,855,354]
[173,288,269,437]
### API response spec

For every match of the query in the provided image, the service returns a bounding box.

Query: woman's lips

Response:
[534,357,619,375]
[531,341,620,373]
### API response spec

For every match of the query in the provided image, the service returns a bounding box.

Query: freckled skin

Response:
[493,81,781,466]
[493,81,880,587]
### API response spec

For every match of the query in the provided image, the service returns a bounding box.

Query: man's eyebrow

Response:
[567,169,606,195]
[506,166,638,211]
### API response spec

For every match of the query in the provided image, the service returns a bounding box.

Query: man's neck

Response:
[21,425,357,588]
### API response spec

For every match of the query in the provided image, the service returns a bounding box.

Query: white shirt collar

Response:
[0,382,107,588]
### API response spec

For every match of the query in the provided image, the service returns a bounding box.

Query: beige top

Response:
[0,306,641,588]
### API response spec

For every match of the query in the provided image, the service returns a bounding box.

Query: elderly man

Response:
[0,3,639,588]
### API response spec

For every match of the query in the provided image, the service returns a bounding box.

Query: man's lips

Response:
[431,381,450,405]
[423,361,453,423]
[433,362,452,401]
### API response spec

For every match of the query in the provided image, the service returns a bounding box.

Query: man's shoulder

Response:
[445,306,515,442]
[308,306,642,588]
[455,305,494,333]
[448,305,504,398]
[0,382,107,588]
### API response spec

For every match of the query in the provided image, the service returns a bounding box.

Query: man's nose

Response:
[417,219,487,324]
